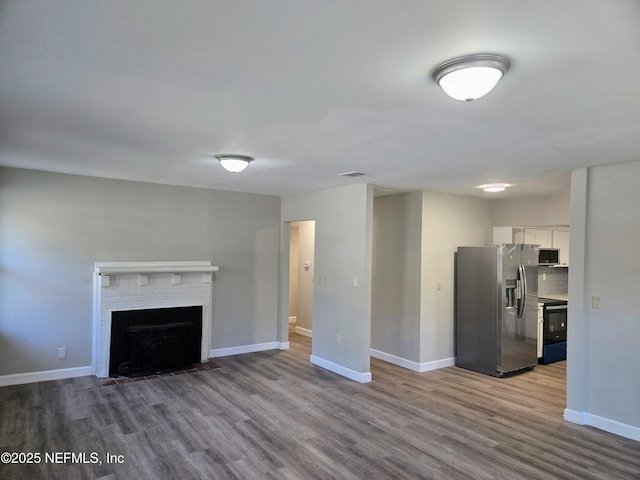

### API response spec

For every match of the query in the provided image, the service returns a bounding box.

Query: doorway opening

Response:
[288,221,315,356]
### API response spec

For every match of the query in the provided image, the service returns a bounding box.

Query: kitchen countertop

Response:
[538,293,568,303]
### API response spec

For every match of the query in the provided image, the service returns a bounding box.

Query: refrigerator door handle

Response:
[518,264,527,319]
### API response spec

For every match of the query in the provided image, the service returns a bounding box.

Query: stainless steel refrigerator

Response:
[455,244,538,377]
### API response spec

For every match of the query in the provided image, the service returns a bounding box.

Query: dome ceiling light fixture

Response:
[432,54,511,102]
[216,154,253,173]
[480,183,510,193]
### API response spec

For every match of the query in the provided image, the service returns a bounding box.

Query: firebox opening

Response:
[109,306,203,377]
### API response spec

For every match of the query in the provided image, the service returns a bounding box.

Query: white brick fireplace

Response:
[92,261,219,378]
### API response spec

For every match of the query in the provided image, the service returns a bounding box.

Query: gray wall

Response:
[492,193,570,227]
[371,192,422,362]
[420,192,493,363]
[567,162,640,435]
[370,191,492,368]
[0,167,281,376]
[282,184,373,378]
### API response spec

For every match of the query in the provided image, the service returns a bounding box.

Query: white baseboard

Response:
[563,408,586,424]
[288,316,297,323]
[310,354,372,383]
[419,357,455,372]
[0,366,92,387]
[210,341,287,358]
[370,349,455,373]
[564,408,640,442]
[294,326,312,337]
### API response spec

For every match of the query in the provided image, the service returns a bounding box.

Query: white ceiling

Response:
[2,1,640,198]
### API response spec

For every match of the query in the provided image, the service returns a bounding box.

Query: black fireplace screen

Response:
[109,306,203,377]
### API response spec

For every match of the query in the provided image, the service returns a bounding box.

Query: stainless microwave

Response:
[538,248,560,265]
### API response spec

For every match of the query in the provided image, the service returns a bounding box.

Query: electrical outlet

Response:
[592,296,601,309]
[436,281,442,290]
[337,334,342,344]
[57,347,67,359]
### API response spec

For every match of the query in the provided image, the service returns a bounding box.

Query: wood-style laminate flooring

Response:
[1,327,639,479]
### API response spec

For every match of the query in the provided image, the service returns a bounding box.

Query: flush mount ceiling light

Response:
[216,154,253,173]
[338,170,367,177]
[480,183,510,193]
[432,54,511,102]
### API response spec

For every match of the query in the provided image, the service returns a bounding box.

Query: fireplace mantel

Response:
[95,261,219,275]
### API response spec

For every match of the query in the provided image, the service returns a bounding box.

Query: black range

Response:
[538,297,568,364]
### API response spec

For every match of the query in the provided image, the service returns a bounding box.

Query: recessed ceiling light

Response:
[480,183,510,192]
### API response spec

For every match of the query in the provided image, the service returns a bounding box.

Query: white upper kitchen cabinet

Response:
[552,230,570,266]
[524,228,552,248]
[492,226,524,244]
